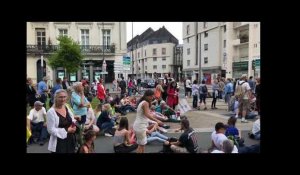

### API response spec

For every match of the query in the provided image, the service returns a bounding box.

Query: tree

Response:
[49,36,83,75]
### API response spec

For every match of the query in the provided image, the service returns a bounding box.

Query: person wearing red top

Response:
[167,81,178,109]
[97,78,106,103]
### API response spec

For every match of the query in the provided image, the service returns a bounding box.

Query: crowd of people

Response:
[26,73,260,153]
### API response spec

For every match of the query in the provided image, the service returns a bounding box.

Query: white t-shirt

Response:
[237,80,251,99]
[252,119,260,134]
[27,107,47,123]
[211,131,228,150]
[185,79,191,88]
[211,145,239,153]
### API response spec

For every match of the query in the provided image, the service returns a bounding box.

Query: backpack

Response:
[202,85,208,94]
[235,81,245,99]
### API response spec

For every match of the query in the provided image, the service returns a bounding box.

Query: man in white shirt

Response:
[251,118,260,140]
[237,74,252,123]
[27,101,48,145]
[211,139,238,153]
[210,122,238,153]
[185,77,192,98]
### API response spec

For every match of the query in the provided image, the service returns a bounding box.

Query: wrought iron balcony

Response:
[27,45,115,54]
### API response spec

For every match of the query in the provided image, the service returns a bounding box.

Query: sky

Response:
[126,22,182,44]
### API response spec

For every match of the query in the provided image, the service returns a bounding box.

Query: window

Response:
[187,48,190,55]
[254,43,257,48]
[138,52,140,58]
[162,48,166,55]
[187,60,190,66]
[102,29,111,48]
[145,58,147,62]
[224,25,226,32]
[224,40,226,48]
[145,50,146,56]
[153,57,157,61]
[204,57,208,64]
[139,60,140,63]
[153,65,157,69]
[204,32,208,37]
[145,66,147,70]
[203,22,207,28]
[81,29,89,47]
[187,37,189,43]
[204,44,208,51]
[36,28,46,49]
[58,29,68,37]
[153,48,157,55]
[187,25,190,35]
[162,65,166,69]
[162,57,166,61]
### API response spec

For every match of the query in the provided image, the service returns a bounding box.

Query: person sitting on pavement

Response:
[94,103,102,121]
[27,101,48,145]
[150,106,168,122]
[211,139,238,153]
[96,103,115,137]
[249,118,260,140]
[166,118,199,153]
[84,106,100,134]
[79,130,96,153]
[225,117,241,138]
[210,122,238,153]
[146,122,169,145]
[113,117,138,153]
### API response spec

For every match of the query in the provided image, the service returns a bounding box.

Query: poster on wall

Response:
[177,98,192,114]
[58,71,65,80]
[70,73,76,82]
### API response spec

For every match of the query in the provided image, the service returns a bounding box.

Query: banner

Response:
[177,98,191,114]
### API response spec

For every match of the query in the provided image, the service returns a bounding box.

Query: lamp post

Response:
[102,22,106,83]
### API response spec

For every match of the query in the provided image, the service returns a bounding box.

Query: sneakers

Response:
[241,119,249,123]
[104,133,113,137]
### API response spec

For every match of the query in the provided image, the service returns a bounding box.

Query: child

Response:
[79,130,96,153]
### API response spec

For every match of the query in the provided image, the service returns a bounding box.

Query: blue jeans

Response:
[101,121,114,133]
[31,122,48,141]
[147,131,168,143]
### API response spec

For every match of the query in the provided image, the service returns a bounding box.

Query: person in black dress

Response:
[26,78,37,108]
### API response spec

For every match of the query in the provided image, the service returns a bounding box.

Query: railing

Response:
[27,45,115,54]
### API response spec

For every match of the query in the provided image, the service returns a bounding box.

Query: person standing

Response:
[97,78,106,104]
[255,78,260,115]
[133,90,163,153]
[62,77,70,90]
[198,80,208,110]
[47,89,77,153]
[185,77,192,98]
[192,80,199,109]
[37,76,49,109]
[26,78,38,109]
[211,79,219,109]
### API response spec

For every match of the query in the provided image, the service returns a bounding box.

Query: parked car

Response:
[141,79,155,88]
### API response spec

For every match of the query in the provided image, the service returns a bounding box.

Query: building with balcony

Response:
[127,26,178,79]
[182,22,260,83]
[26,22,127,84]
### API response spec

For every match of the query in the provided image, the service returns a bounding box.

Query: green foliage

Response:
[49,36,83,73]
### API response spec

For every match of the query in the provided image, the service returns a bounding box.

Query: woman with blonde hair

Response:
[47,89,77,153]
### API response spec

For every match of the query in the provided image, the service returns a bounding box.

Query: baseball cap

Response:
[34,101,44,106]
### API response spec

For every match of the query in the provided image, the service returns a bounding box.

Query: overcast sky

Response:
[126,22,182,44]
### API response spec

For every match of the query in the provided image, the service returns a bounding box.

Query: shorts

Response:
[239,99,250,112]
[134,129,147,145]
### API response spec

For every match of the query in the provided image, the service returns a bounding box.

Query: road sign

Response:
[123,56,131,65]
